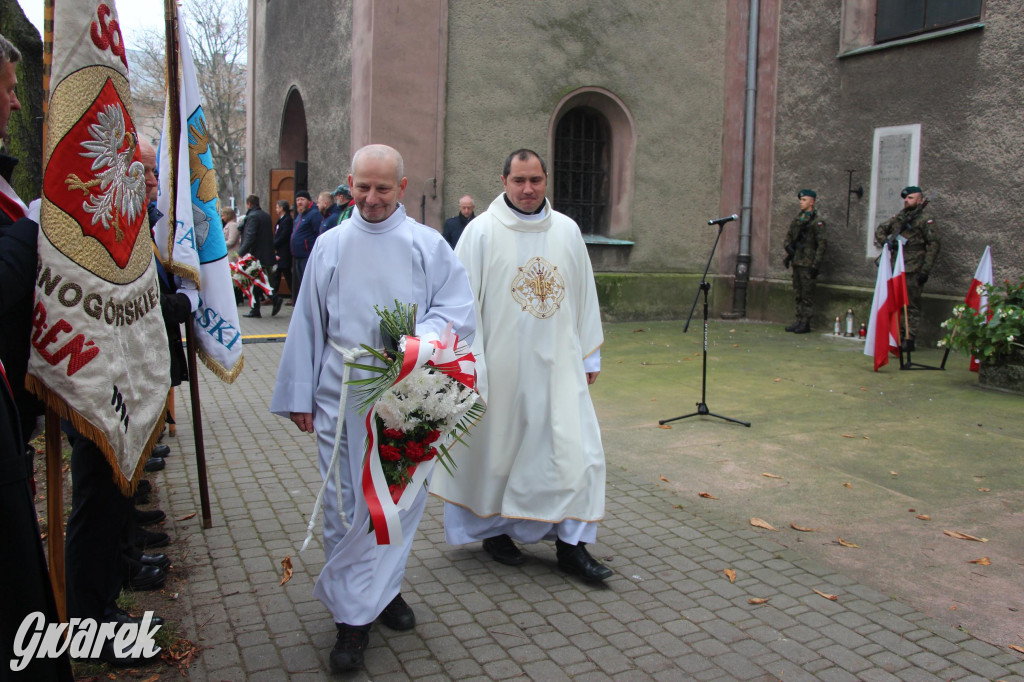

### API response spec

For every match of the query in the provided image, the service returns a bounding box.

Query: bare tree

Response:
[129,0,247,210]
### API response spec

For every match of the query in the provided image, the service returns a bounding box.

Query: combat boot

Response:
[785,321,801,332]
[793,320,811,334]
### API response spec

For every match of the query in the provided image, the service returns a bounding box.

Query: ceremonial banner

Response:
[153,5,243,381]
[965,246,993,372]
[29,0,168,492]
[864,242,908,371]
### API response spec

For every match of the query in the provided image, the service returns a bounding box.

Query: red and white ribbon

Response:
[362,323,476,545]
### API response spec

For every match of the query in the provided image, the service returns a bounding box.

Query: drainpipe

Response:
[729,0,759,318]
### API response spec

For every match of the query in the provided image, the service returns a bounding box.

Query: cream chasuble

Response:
[431,195,605,525]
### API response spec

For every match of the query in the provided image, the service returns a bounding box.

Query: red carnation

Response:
[382,428,405,440]
[423,429,442,444]
[379,444,403,462]
[404,441,427,462]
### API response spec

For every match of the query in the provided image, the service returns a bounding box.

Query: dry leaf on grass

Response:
[724,568,736,583]
[658,424,672,430]
[813,588,838,601]
[748,597,769,605]
[943,530,988,542]
[915,514,931,521]
[889,471,899,476]
[773,378,782,382]
[698,492,718,499]
[280,555,294,586]
[632,328,646,333]
[790,523,818,532]
[750,518,778,531]
[978,488,991,492]
[837,538,859,548]
[842,482,852,488]
[762,473,782,479]
[841,434,855,438]
[659,475,670,482]
[142,675,160,682]
[1009,644,1024,654]
[967,557,991,565]
[177,512,197,521]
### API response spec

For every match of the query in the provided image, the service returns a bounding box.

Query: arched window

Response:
[279,87,308,169]
[549,88,636,240]
[553,107,610,235]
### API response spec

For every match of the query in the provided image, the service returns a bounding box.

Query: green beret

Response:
[901,186,923,198]
[797,189,816,199]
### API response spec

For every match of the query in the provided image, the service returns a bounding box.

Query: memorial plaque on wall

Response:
[866,124,920,255]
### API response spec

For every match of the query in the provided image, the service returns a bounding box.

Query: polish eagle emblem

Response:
[64,103,146,242]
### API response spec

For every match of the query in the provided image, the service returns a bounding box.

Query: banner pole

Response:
[165,0,212,528]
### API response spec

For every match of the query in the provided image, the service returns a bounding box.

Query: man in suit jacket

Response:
[239,194,275,318]
[273,199,294,314]
[443,195,475,249]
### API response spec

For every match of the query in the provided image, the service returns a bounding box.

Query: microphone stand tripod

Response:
[659,221,751,428]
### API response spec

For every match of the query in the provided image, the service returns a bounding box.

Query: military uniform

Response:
[783,209,826,332]
[874,205,939,340]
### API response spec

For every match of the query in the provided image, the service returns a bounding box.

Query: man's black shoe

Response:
[785,321,800,332]
[124,564,166,591]
[153,443,170,458]
[330,623,371,672]
[793,321,811,334]
[144,457,165,473]
[139,553,171,571]
[103,607,165,627]
[136,528,170,549]
[136,479,153,495]
[96,639,161,668]
[482,534,525,566]
[271,295,283,316]
[378,593,415,631]
[243,309,261,318]
[133,508,166,526]
[556,539,613,583]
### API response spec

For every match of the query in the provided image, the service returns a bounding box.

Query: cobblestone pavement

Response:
[154,314,1024,680]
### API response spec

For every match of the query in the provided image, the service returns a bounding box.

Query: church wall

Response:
[249,1,353,205]
[441,2,729,274]
[764,1,1024,339]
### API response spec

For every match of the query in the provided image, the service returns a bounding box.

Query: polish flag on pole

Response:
[864,242,908,371]
[965,246,993,372]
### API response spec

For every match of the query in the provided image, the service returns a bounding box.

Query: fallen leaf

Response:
[142,674,160,682]
[658,424,672,430]
[724,568,736,583]
[790,523,818,532]
[659,475,670,483]
[967,557,991,565]
[698,492,718,499]
[748,597,769,604]
[1010,644,1024,654]
[280,555,294,586]
[842,482,852,488]
[908,508,916,512]
[762,473,782,479]
[177,512,197,521]
[889,471,899,476]
[862,436,870,440]
[837,538,859,548]
[732,343,740,348]
[841,434,855,438]
[978,488,991,492]
[944,530,988,542]
[773,378,782,382]
[915,514,931,521]
[632,328,646,333]
[729,329,736,333]
[813,588,838,601]
[750,518,778,531]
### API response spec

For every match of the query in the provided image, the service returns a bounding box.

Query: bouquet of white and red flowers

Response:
[346,301,483,544]
[229,254,273,306]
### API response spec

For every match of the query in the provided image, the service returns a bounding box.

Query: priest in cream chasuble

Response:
[431,149,611,581]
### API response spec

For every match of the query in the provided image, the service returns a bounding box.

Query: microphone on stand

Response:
[707,214,739,226]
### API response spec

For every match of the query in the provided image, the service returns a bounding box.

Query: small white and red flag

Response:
[965,246,993,371]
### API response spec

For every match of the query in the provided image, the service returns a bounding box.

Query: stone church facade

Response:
[247,1,1022,339]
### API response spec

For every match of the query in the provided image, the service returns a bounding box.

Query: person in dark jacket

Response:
[238,194,275,318]
[291,190,322,302]
[272,199,293,314]
[317,189,344,235]
[442,195,475,249]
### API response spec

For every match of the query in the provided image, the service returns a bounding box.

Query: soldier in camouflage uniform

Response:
[874,185,940,352]
[783,189,826,334]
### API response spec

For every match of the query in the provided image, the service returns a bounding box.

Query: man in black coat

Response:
[443,195,475,249]
[238,194,275,318]
[272,199,293,314]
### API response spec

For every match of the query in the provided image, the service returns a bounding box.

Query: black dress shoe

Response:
[482,534,525,566]
[271,295,283,316]
[124,564,166,591]
[152,443,170,458]
[96,639,161,667]
[243,309,261,318]
[104,607,165,627]
[330,623,371,672]
[136,479,153,495]
[136,528,170,549]
[378,593,415,631]
[139,553,171,571]
[144,457,165,472]
[133,508,166,526]
[556,539,613,583]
